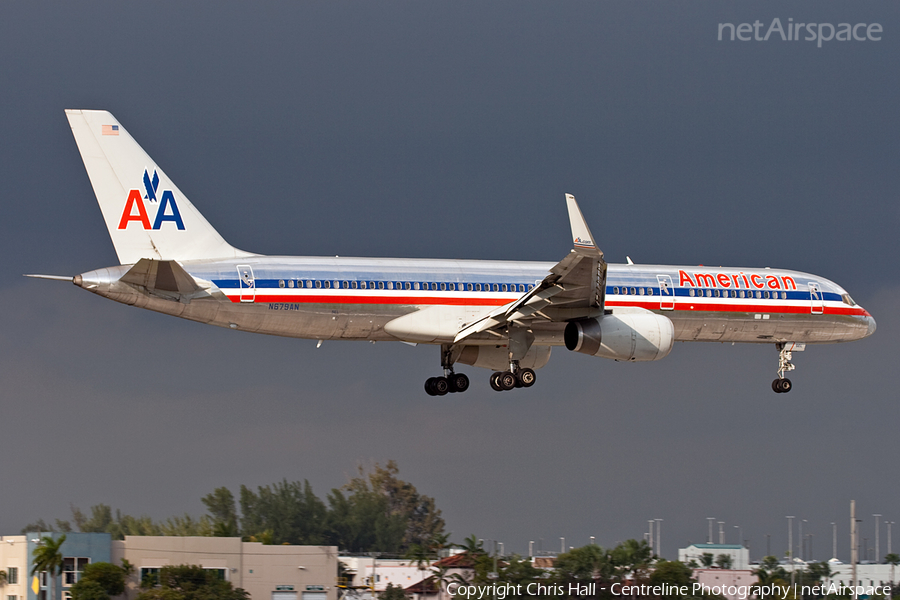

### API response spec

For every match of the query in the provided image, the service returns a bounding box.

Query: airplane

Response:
[27,110,876,395]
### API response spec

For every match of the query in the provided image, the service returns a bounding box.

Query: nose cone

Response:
[865,315,876,338]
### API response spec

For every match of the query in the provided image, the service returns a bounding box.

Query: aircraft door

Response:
[237,264,255,303]
[809,282,824,314]
[657,274,675,311]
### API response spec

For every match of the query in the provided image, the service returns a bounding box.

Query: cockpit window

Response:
[842,293,856,306]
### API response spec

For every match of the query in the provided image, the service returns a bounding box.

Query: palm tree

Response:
[0,569,7,586]
[885,553,900,590]
[31,534,66,600]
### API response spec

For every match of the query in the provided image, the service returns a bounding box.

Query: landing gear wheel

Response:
[517,368,536,388]
[431,376,449,396]
[498,371,517,391]
[448,373,470,393]
[489,372,503,392]
[772,378,793,393]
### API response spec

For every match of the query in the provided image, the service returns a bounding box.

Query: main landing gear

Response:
[489,361,536,392]
[424,345,470,396]
[772,342,795,394]
[424,373,470,396]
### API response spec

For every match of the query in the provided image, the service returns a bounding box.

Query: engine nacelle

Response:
[564,311,674,362]
[456,345,551,371]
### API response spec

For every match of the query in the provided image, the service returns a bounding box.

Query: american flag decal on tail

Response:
[101,124,119,136]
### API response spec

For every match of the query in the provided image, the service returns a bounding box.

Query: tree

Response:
[202,487,239,537]
[380,582,409,600]
[650,560,694,599]
[700,553,715,568]
[70,580,110,600]
[884,553,900,591]
[714,554,733,569]
[21,519,52,534]
[0,570,7,586]
[341,461,446,552]
[552,543,612,589]
[137,565,248,600]
[239,480,327,545]
[77,562,126,596]
[32,534,67,600]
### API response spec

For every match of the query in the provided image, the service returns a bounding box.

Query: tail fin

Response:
[65,109,254,265]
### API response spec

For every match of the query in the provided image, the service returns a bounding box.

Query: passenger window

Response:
[414,282,420,290]
[279,280,285,288]
[315,280,322,289]
[467,283,473,291]
[343,281,349,289]
[647,288,653,296]
[288,280,294,288]
[387,282,394,290]
[689,289,695,297]
[405,282,411,290]
[755,291,762,299]
[739,290,745,298]
[630,287,636,295]
[764,291,770,299]
[351,281,358,289]
[378,281,385,290]
[613,286,619,294]
[501,284,508,292]
[475,283,482,291]
[639,288,645,295]
[440,283,447,291]
[782,292,787,300]
[325,280,332,289]
[491,284,498,292]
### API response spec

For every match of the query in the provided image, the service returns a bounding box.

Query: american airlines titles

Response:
[678,270,796,291]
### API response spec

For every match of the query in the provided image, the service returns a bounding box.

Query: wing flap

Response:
[454,194,607,344]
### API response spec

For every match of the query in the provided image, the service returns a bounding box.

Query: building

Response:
[0,532,111,600]
[112,536,338,600]
[1,532,337,600]
[693,569,757,600]
[679,544,750,570]
[338,555,432,595]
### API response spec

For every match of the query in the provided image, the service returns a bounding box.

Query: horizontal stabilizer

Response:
[120,258,202,294]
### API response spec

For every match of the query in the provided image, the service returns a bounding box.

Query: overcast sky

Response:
[2,1,898,562]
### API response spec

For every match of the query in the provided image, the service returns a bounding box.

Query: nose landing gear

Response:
[772,342,797,393]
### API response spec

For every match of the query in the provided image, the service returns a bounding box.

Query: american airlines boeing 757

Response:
[28,110,876,395]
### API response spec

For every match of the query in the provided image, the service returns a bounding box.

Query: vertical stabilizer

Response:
[65,109,254,265]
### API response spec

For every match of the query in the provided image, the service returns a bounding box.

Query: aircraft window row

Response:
[611,287,654,296]
[276,279,534,292]
[687,288,787,300]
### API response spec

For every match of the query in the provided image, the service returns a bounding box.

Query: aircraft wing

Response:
[454,194,606,342]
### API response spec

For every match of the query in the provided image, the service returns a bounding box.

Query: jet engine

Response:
[564,310,674,362]
[457,345,551,371]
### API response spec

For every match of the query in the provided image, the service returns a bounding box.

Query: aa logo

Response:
[118,169,185,230]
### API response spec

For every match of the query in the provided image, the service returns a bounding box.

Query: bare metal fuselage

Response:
[74,256,875,348]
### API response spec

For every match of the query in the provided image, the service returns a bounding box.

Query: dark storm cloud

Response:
[1,0,898,560]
